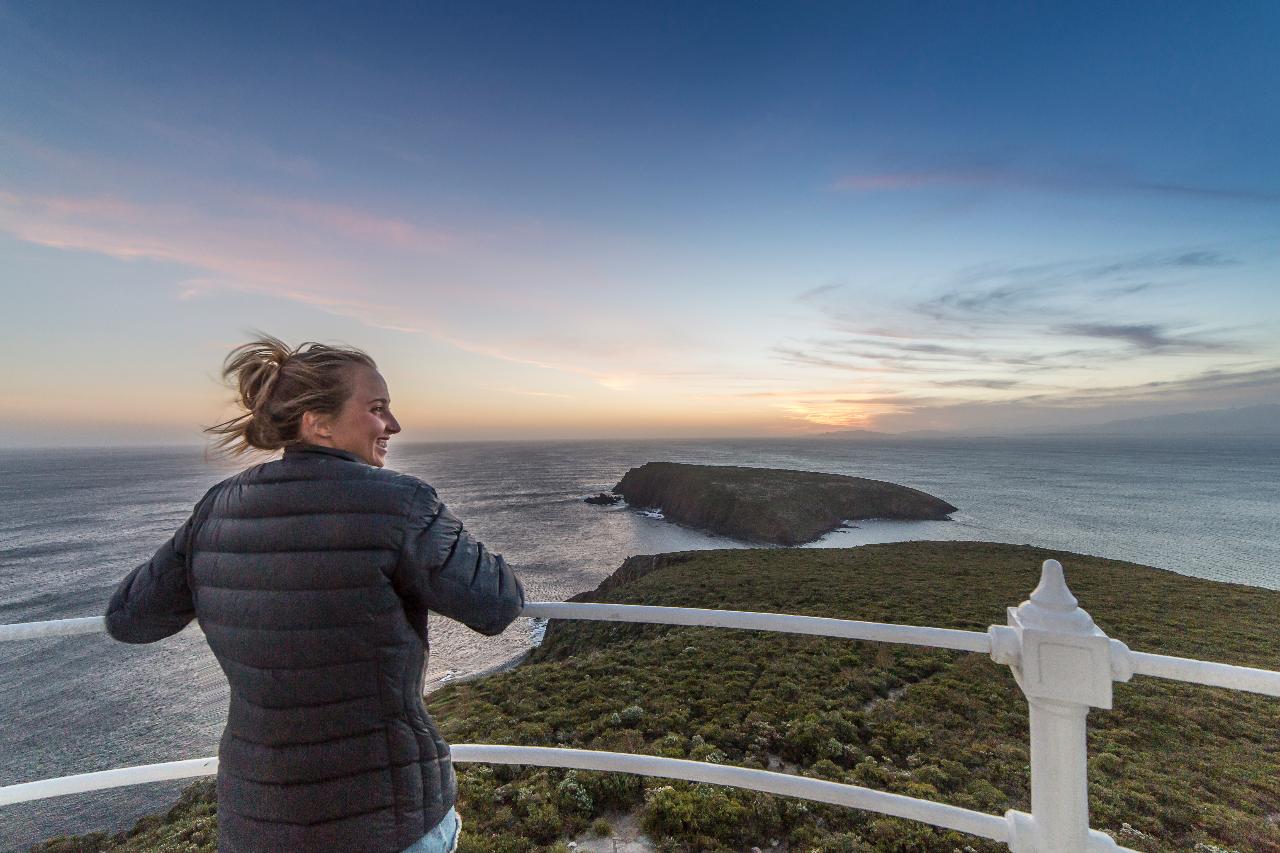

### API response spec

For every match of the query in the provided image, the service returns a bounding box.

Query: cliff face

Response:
[566,552,702,603]
[612,461,956,545]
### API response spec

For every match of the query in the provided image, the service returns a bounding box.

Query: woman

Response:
[104,334,524,853]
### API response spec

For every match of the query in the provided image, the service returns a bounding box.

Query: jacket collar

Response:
[283,443,365,464]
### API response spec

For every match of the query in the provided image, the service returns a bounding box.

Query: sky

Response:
[2,1,1278,446]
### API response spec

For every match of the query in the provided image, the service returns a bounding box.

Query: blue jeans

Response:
[400,807,461,853]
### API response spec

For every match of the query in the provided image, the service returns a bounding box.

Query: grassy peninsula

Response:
[37,542,1280,852]
[612,462,957,545]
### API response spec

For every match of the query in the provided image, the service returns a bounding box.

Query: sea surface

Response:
[0,436,1277,849]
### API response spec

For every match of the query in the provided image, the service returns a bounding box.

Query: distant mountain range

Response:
[1036,403,1280,438]
[810,428,897,440]
[816,404,1280,440]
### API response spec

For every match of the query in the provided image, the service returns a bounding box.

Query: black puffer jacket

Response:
[105,443,525,852]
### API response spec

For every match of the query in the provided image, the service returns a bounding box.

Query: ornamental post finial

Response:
[1014,559,1098,635]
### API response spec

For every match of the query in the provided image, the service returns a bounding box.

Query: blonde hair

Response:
[204,332,377,458]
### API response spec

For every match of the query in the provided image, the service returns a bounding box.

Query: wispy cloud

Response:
[831,167,1280,204]
[918,250,1236,322]
[870,364,1280,434]
[930,378,1024,389]
[491,387,575,399]
[0,190,373,295]
[0,186,727,394]
[1015,364,1280,406]
[250,196,453,251]
[774,336,1097,376]
[1054,322,1231,352]
[763,363,1280,431]
[794,282,844,303]
[789,249,1246,367]
[776,244,1276,430]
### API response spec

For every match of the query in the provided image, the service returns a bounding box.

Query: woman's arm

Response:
[104,502,204,644]
[394,484,525,636]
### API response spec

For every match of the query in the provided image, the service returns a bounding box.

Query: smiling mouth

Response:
[375,438,389,451]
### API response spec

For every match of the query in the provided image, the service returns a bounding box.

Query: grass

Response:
[34,542,1280,852]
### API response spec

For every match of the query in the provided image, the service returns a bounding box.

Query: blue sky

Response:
[2,1,1277,444]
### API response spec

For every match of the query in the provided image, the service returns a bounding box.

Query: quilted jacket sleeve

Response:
[104,505,202,644]
[395,484,525,636]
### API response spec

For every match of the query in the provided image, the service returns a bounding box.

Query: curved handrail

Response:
[0,748,1008,841]
[456,745,1012,842]
[6,592,1253,851]
[7,608,1277,698]
[0,747,1134,851]
[0,757,218,807]
[520,601,992,652]
[0,606,994,653]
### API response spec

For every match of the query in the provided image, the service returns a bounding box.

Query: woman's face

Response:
[306,366,401,467]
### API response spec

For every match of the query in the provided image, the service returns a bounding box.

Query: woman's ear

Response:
[300,410,333,442]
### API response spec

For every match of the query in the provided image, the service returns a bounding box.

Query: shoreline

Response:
[425,647,534,695]
[425,617,549,695]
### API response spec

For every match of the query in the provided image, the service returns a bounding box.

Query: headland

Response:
[611,461,957,544]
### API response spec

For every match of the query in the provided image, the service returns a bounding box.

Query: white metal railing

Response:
[3,559,1279,852]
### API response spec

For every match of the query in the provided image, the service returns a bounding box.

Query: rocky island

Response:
[611,461,957,545]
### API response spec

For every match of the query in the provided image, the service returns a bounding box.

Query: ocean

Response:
[0,436,1277,849]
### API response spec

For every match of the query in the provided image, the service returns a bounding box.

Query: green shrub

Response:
[554,771,593,816]
[641,783,752,845]
[619,705,645,726]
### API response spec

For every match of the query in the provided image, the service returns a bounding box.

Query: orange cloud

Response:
[769,390,917,429]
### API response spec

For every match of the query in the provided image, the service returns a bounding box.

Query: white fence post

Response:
[989,560,1127,852]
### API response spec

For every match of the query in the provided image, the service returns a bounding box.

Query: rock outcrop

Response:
[612,461,956,545]
[567,552,701,602]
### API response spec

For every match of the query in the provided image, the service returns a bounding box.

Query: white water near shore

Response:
[1,436,1277,848]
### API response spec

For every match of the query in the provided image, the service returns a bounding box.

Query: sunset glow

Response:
[2,4,1277,446]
